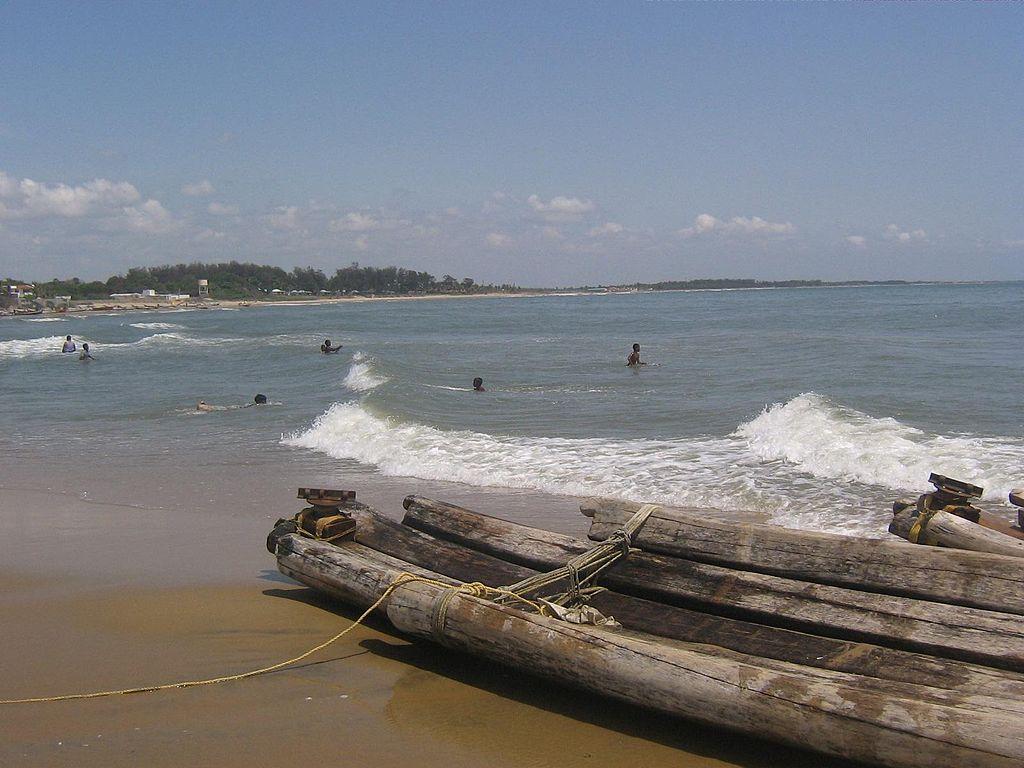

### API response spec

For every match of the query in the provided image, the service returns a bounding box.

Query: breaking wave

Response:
[737,393,1024,502]
[342,352,389,392]
[0,336,76,359]
[282,393,1024,535]
[128,322,185,330]
[0,332,244,358]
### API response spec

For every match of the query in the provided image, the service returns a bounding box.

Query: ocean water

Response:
[2,283,1022,536]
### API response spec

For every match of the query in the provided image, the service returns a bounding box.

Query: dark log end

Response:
[403,495,419,511]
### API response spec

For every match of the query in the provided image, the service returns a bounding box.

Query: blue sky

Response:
[1,1,1021,285]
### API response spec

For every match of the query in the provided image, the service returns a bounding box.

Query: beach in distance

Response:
[2,283,1022,767]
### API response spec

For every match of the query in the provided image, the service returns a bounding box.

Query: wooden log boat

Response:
[403,496,1024,671]
[272,529,1024,768]
[580,497,1024,614]
[344,503,1024,696]
[268,492,1024,768]
[890,504,1024,558]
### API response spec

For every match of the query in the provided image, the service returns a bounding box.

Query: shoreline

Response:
[5,278,998,321]
[0,290,567,320]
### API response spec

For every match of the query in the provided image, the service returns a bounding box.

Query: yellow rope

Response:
[0,572,517,706]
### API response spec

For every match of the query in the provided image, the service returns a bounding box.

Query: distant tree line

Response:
[23,262,521,300]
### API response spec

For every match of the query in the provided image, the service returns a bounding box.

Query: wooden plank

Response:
[579,496,1024,615]
[387,579,1024,768]
[402,496,1024,671]
[337,503,1024,698]
[890,506,1024,558]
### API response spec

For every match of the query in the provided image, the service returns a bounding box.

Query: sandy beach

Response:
[0,469,857,768]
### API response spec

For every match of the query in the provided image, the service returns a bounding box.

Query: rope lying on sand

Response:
[0,504,656,705]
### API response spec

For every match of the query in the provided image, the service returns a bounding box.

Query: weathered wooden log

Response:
[274,533,1024,767]
[580,497,1024,614]
[890,506,1024,558]
[339,503,1024,698]
[403,496,1024,671]
[387,578,1024,768]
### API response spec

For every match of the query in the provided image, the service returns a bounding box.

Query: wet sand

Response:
[0,482,857,768]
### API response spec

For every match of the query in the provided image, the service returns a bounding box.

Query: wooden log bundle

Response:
[341,503,1024,698]
[890,505,1024,558]
[580,497,1024,614]
[273,532,1024,768]
[402,496,1024,671]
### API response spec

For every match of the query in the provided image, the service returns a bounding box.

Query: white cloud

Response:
[329,211,380,232]
[884,224,926,242]
[0,172,140,219]
[207,202,239,215]
[354,235,369,251]
[195,228,226,242]
[589,222,624,237]
[845,235,867,247]
[486,232,512,248]
[527,194,595,221]
[542,226,563,240]
[105,199,174,234]
[678,213,795,238]
[267,206,299,230]
[181,180,214,196]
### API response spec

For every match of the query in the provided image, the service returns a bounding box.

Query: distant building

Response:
[5,283,35,298]
[110,292,143,300]
[198,279,209,298]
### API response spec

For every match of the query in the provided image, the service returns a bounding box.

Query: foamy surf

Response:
[1,332,245,358]
[283,394,1024,536]
[738,393,1024,502]
[0,336,81,359]
[128,322,186,330]
[342,353,389,392]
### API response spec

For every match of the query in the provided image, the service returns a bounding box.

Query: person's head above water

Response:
[324,339,331,346]
[254,393,268,404]
[82,343,90,350]
[472,377,484,391]
[632,343,640,352]
[66,335,72,342]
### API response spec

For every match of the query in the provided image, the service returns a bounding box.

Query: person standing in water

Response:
[320,339,342,354]
[61,335,76,353]
[626,343,645,367]
[472,377,486,392]
[79,343,94,361]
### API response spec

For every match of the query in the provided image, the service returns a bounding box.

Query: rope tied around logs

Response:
[0,504,657,705]
[429,503,659,638]
[907,495,965,545]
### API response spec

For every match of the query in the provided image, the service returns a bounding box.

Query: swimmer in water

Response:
[79,343,94,361]
[321,339,342,354]
[626,343,645,367]
[61,335,76,353]
[246,393,268,406]
[472,377,485,392]
[196,400,216,412]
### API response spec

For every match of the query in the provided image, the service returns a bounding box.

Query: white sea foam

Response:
[128,322,185,330]
[20,317,66,322]
[0,336,77,359]
[282,394,1024,536]
[342,354,388,392]
[737,392,1024,503]
[1,332,243,358]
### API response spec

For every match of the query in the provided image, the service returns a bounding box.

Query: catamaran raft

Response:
[266,482,1024,768]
